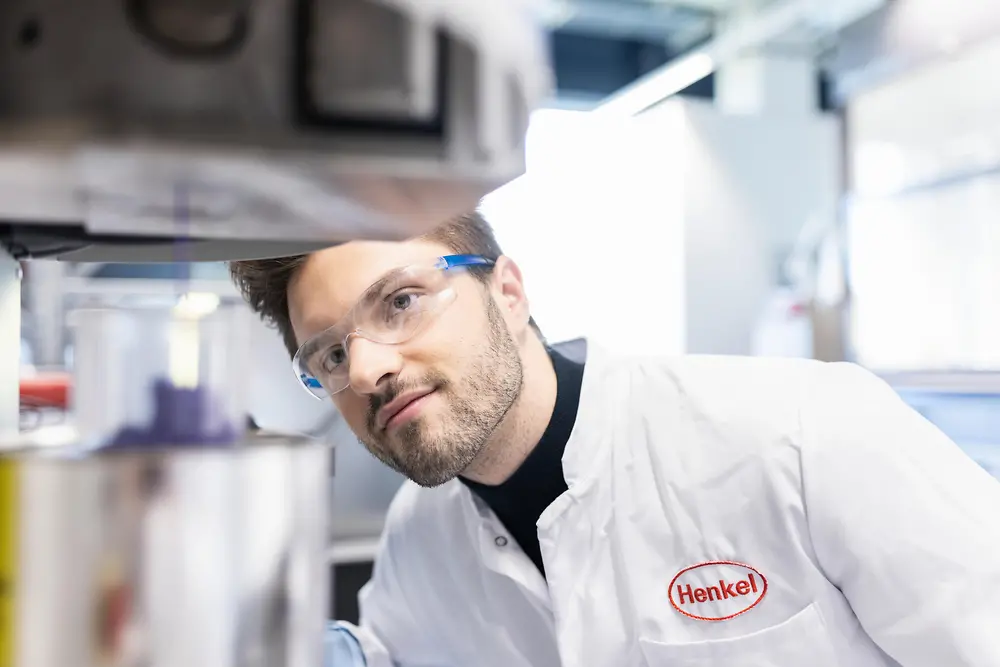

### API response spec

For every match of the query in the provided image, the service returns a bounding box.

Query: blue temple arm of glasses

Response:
[301,374,323,389]
[438,254,494,270]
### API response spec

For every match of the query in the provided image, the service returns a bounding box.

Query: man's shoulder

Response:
[614,353,876,433]
[606,355,888,489]
[622,352,822,398]
[646,354,881,405]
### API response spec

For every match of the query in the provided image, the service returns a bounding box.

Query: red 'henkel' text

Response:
[675,573,759,605]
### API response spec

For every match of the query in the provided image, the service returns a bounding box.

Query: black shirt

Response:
[461,347,585,575]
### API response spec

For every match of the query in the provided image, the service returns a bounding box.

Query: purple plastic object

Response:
[104,378,239,449]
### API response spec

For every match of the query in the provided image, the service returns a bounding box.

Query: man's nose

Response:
[346,336,403,395]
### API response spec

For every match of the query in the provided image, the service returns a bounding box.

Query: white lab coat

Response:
[340,345,1000,666]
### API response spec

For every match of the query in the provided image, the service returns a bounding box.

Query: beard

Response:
[358,298,523,487]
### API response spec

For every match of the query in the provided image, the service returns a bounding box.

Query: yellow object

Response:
[0,460,18,667]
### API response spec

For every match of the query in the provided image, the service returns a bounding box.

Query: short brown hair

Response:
[229,210,536,357]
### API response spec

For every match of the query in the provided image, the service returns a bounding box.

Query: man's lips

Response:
[377,389,436,431]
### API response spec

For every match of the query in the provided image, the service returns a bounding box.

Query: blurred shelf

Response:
[328,536,380,565]
[330,512,387,541]
[62,276,239,298]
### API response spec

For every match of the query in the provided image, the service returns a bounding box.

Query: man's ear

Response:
[490,255,531,335]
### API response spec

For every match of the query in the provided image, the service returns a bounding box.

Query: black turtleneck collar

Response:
[461,346,586,576]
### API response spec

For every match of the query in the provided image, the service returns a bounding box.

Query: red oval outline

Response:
[667,560,768,622]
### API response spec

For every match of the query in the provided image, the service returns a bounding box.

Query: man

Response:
[231,211,1000,667]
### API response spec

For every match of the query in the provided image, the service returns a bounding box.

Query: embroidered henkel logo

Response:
[668,561,768,621]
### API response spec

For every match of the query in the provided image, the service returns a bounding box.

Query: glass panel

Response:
[847,173,1000,370]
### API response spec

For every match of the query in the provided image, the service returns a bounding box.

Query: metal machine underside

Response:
[0,0,549,261]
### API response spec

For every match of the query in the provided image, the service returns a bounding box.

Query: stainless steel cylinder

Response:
[0,433,330,667]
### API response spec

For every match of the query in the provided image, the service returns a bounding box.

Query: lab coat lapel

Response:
[457,343,614,621]
[536,343,633,665]
[558,341,608,490]
[456,483,552,608]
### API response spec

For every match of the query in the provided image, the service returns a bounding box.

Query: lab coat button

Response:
[494,536,508,547]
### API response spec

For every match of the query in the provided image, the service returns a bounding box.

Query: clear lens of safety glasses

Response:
[291,258,486,399]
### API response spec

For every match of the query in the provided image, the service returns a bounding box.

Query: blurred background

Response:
[15,0,1000,625]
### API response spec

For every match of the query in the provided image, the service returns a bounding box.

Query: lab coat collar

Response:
[459,340,613,540]
[538,340,613,534]
[557,339,607,490]
[451,341,609,598]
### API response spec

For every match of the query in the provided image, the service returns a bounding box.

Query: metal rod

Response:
[0,248,21,438]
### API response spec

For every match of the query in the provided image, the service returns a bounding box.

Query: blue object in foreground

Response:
[326,622,366,666]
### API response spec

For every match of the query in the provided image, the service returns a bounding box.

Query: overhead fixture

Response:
[594,0,888,117]
[594,52,715,117]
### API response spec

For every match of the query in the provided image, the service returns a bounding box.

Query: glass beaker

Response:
[71,295,251,449]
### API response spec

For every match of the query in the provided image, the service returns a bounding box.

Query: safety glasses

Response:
[292,254,493,399]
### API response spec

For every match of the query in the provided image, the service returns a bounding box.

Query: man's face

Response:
[288,239,525,487]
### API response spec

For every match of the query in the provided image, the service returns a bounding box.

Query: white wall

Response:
[483,101,841,359]
[482,107,687,357]
[248,315,333,435]
[666,99,841,356]
[850,35,1000,195]
[247,317,404,532]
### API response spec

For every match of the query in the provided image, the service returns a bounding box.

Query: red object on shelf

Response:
[20,373,71,409]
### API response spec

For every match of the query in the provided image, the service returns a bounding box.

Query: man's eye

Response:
[390,292,417,312]
[324,346,347,370]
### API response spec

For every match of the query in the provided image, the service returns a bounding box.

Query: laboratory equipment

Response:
[0,1,550,665]
[0,0,550,262]
[72,301,249,450]
[2,301,330,667]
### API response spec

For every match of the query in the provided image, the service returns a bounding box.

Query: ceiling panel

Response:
[549,0,716,48]
[546,0,720,99]
[826,0,1000,101]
